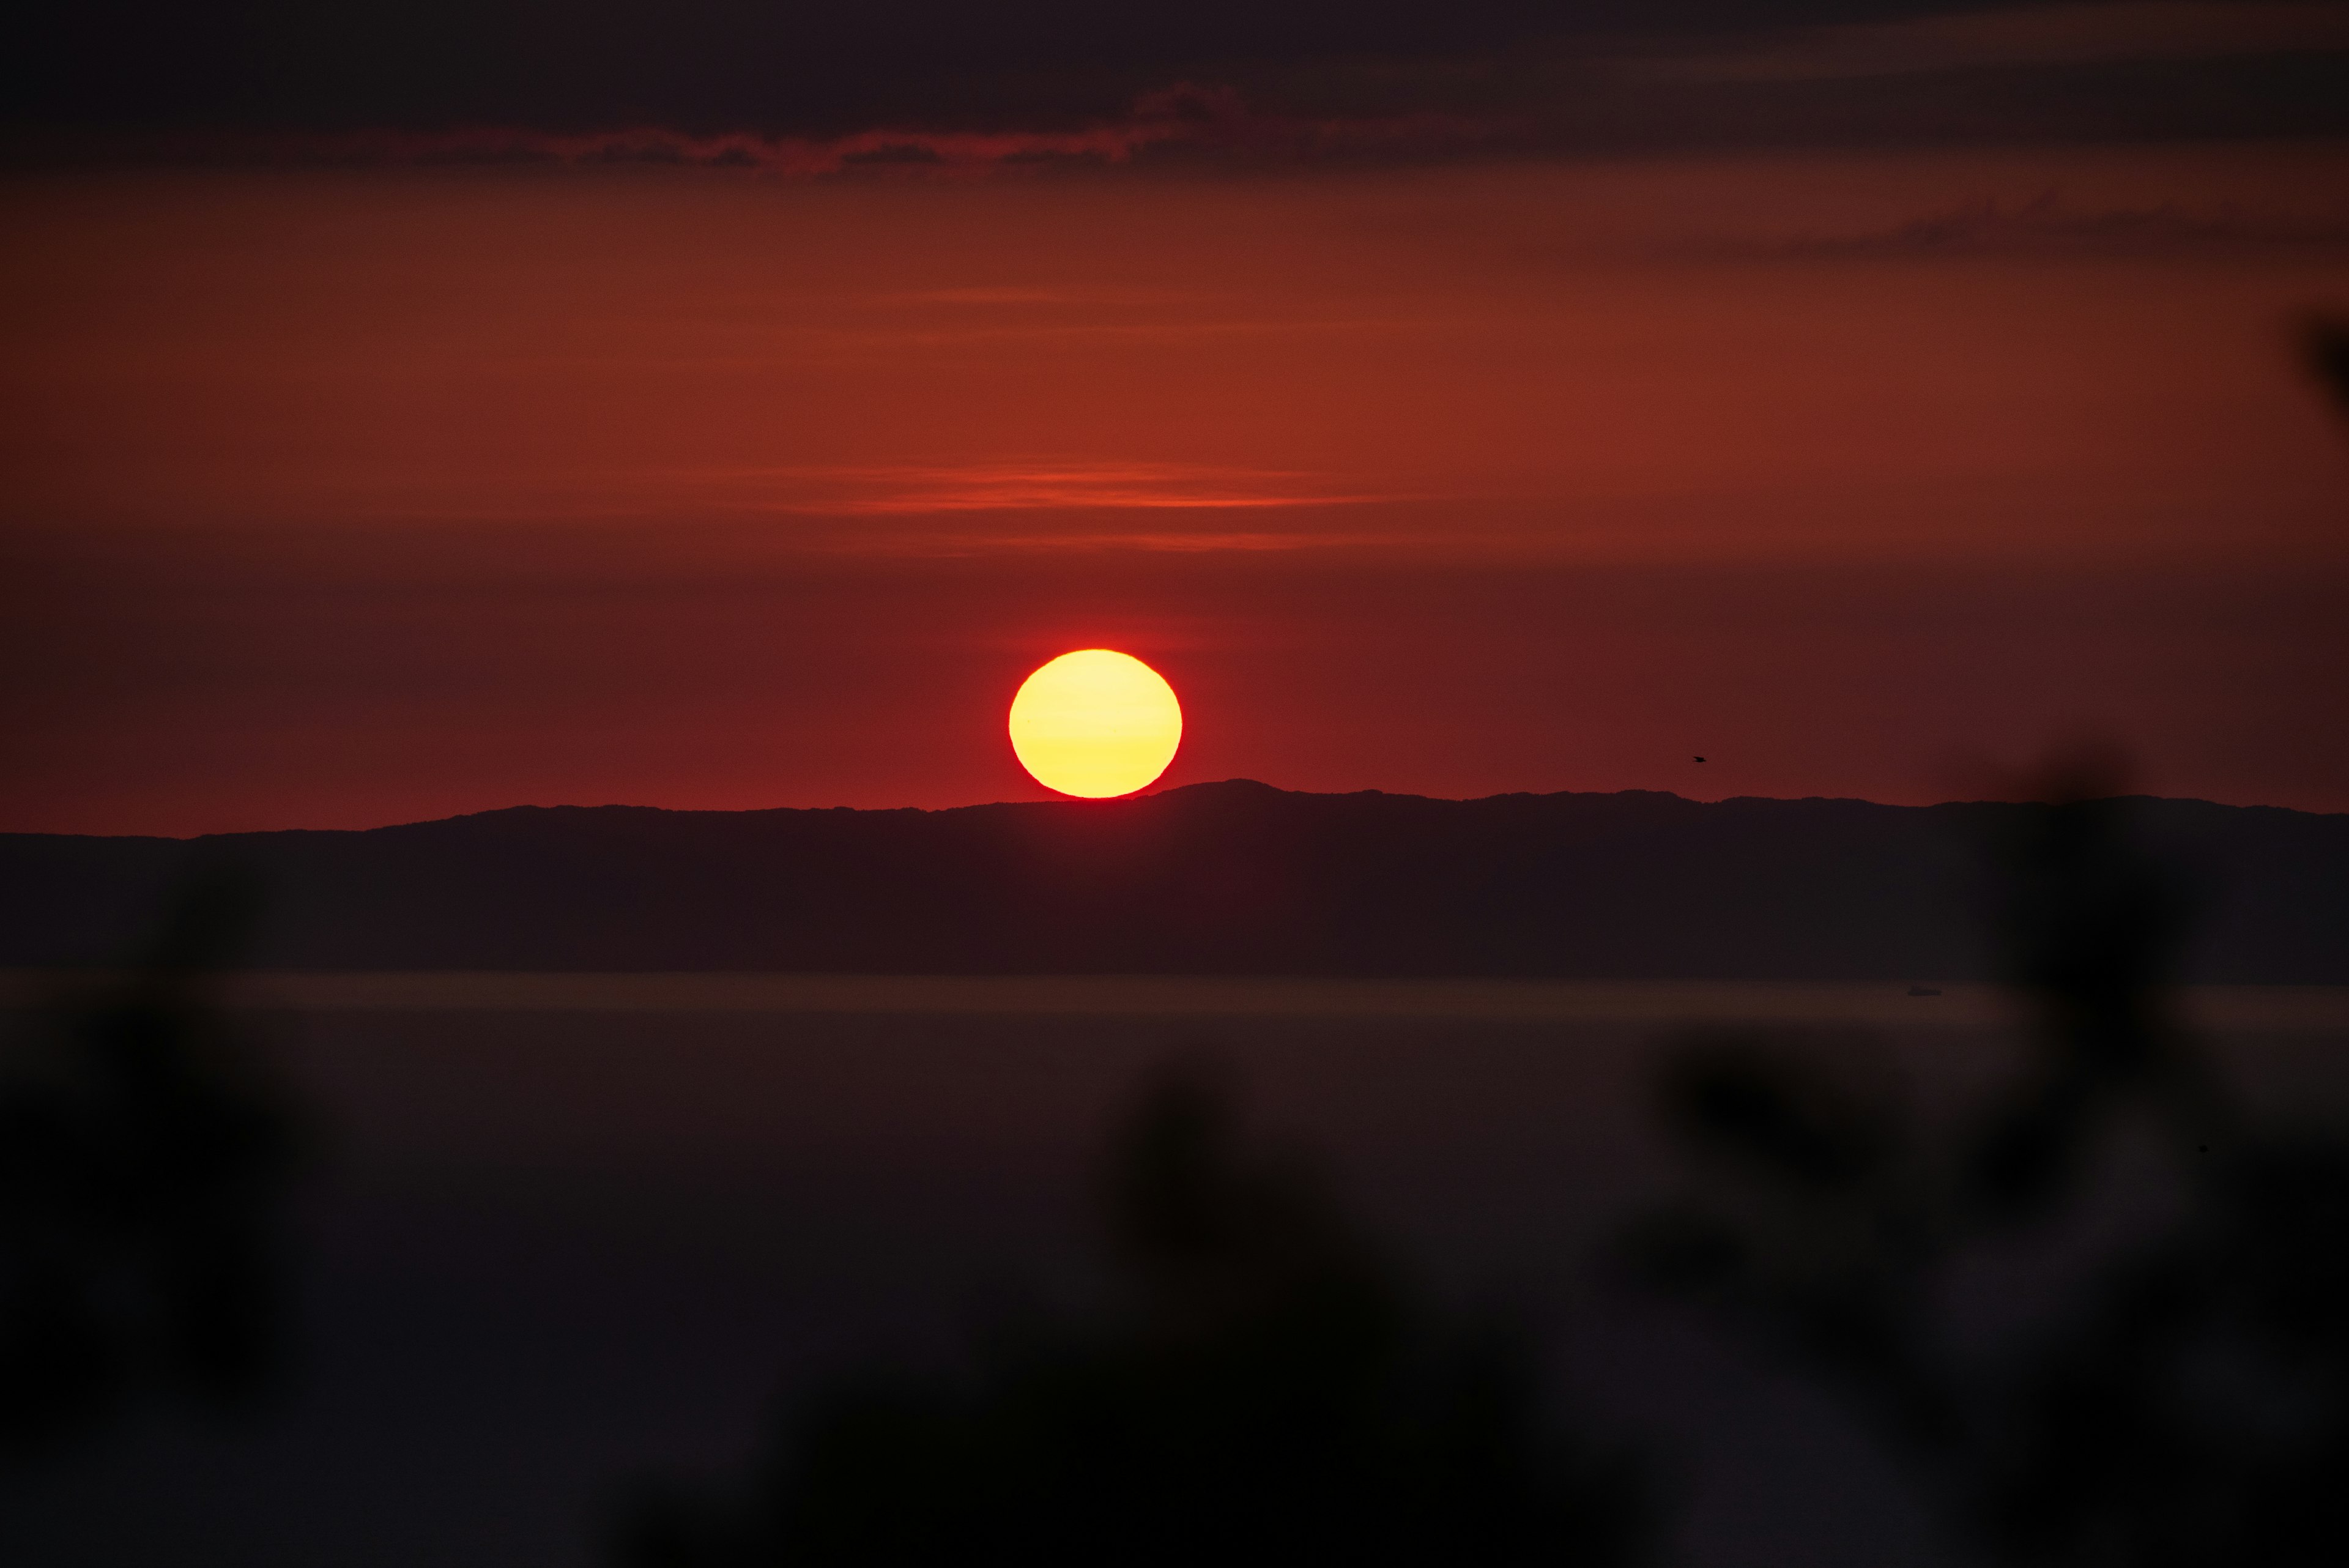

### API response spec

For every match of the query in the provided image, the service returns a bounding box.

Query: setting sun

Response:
[1008,650,1182,798]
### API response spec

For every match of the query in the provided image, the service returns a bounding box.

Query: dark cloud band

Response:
[10,2,2348,163]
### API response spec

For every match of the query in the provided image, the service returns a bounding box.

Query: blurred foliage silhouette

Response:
[619,1061,1649,1567]
[0,871,306,1452]
[1624,769,2349,1566]
[2304,315,2349,415]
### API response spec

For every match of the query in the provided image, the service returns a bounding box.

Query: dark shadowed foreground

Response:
[0,875,305,1451]
[621,1064,1646,1567]
[1628,786,2349,1565]
[2,793,2346,1567]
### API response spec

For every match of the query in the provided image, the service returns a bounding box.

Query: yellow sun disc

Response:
[1008,650,1182,799]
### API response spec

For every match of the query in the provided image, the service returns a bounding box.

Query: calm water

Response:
[5,978,2345,1567]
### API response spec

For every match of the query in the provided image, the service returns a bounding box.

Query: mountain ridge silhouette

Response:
[4,780,2344,981]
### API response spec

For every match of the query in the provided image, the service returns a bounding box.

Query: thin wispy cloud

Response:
[836,528,1408,557]
[863,286,1217,312]
[703,463,1412,515]
[1727,190,2349,258]
[237,85,1504,179]
[1639,1,2349,84]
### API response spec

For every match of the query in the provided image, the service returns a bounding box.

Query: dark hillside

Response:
[2,782,2343,981]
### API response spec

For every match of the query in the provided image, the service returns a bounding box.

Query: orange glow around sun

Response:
[1008,650,1182,798]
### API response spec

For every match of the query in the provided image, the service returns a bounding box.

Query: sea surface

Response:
[4,976,2345,1568]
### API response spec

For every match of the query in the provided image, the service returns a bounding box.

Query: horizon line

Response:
[8,778,2332,844]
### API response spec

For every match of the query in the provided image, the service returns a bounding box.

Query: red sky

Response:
[4,143,2347,834]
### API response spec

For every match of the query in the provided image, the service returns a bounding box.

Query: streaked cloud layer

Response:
[711,464,1397,517]
[7,146,2340,559]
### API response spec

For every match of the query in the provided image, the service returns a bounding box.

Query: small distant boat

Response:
[1907,984,1942,997]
